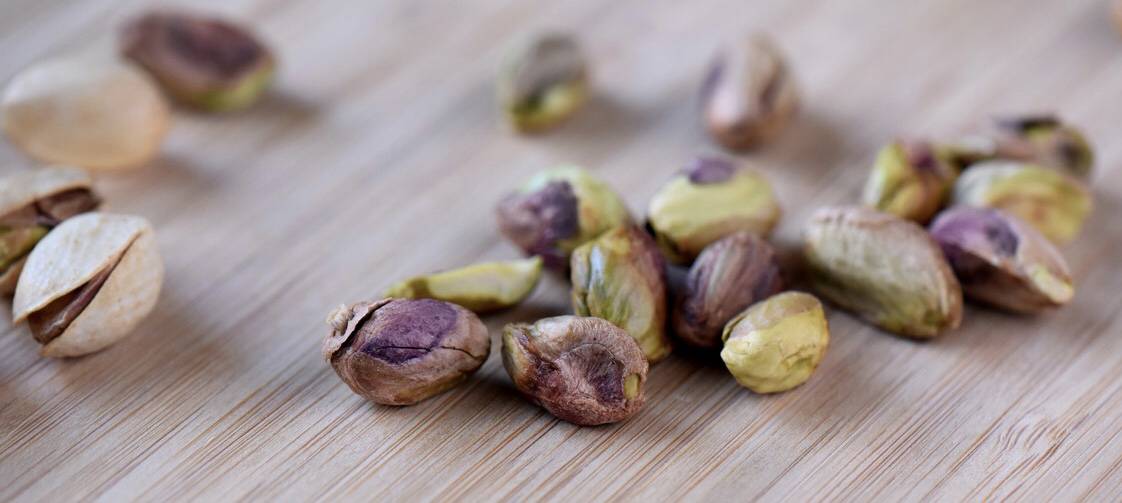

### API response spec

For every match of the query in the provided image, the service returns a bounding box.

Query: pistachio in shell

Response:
[861,140,959,224]
[13,213,163,358]
[502,315,648,425]
[701,35,798,150]
[646,156,781,264]
[384,256,543,313]
[804,206,962,339]
[720,291,829,394]
[497,33,587,133]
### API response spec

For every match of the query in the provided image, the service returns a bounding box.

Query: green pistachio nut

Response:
[498,33,588,133]
[720,291,829,394]
[571,225,670,363]
[950,161,1091,244]
[804,206,963,338]
[994,116,1094,179]
[647,157,781,264]
[384,256,543,313]
[861,140,959,223]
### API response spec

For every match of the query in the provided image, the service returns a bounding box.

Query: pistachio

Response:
[646,157,781,264]
[945,116,1094,178]
[862,140,959,223]
[1,56,169,171]
[496,166,631,269]
[502,315,647,425]
[497,33,587,133]
[720,291,829,394]
[120,11,276,112]
[0,167,102,294]
[701,35,798,150]
[951,161,1091,244]
[673,232,783,349]
[384,256,543,313]
[804,206,962,338]
[571,225,670,363]
[13,213,163,357]
[930,206,1073,314]
[1115,0,1122,36]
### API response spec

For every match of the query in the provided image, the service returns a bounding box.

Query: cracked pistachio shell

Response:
[384,256,543,313]
[951,161,1091,244]
[502,315,648,425]
[13,213,163,358]
[323,298,490,406]
[571,226,670,363]
[673,232,784,349]
[497,33,587,133]
[1,56,169,171]
[804,206,962,339]
[720,291,829,394]
[930,206,1073,314]
[647,157,781,264]
[496,166,632,269]
[944,116,1094,178]
[862,140,959,224]
[702,35,798,150]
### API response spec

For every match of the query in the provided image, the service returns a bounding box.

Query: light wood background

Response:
[2,0,1122,501]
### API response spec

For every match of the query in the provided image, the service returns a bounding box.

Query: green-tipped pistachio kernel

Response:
[384,256,543,313]
[804,206,962,338]
[497,166,631,269]
[702,35,798,150]
[720,291,829,394]
[571,226,670,363]
[647,157,781,264]
[862,140,959,223]
[930,206,1073,314]
[951,161,1091,244]
[120,11,276,112]
[497,33,587,133]
[502,315,648,425]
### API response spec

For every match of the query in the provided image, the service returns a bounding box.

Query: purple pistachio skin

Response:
[496,181,580,269]
[323,298,490,406]
[929,206,1074,314]
[687,157,737,184]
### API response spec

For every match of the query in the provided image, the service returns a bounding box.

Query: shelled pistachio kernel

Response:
[720,291,829,394]
[862,140,959,223]
[804,206,962,339]
[994,115,1094,179]
[498,33,587,133]
[571,225,670,363]
[502,315,648,425]
[702,35,798,150]
[951,161,1091,244]
[385,256,543,313]
[496,166,631,269]
[647,156,781,264]
[930,206,1073,314]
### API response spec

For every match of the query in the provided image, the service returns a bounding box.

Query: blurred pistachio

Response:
[862,140,959,223]
[385,256,542,313]
[497,33,587,133]
[647,157,781,264]
[943,116,1093,178]
[497,166,631,269]
[571,226,670,363]
[951,161,1091,244]
[1115,0,1122,37]
[702,35,798,150]
[930,206,1073,314]
[720,291,829,394]
[804,206,962,339]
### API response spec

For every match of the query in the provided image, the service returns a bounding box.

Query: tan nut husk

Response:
[13,213,163,357]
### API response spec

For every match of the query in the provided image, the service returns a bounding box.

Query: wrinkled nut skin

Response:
[720,291,829,394]
[571,226,670,363]
[702,35,798,150]
[951,161,1092,244]
[497,33,587,133]
[121,11,276,112]
[804,206,962,339]
[862,140,959,224]
[496,167,632,269]
[502,316,648,426]
[674,232,784,349]
[930,206,1073,314]
[1,57,169,171]
[945,116,1094,178]
[323,298,490,406]
[384,256,543,313]
[647,157,781,264]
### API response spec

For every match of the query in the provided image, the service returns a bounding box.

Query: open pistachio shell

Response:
[384,256,543,313]
[13,213,163,358]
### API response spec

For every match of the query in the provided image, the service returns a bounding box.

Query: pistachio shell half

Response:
[384,256,543,313]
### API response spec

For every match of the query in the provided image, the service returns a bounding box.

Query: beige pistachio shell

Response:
[13,213,163,357]
[0,166,92,214]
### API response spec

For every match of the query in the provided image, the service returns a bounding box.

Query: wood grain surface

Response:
[2,0,1122,501]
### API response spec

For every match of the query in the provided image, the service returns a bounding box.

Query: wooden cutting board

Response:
[2,0,1122,500]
